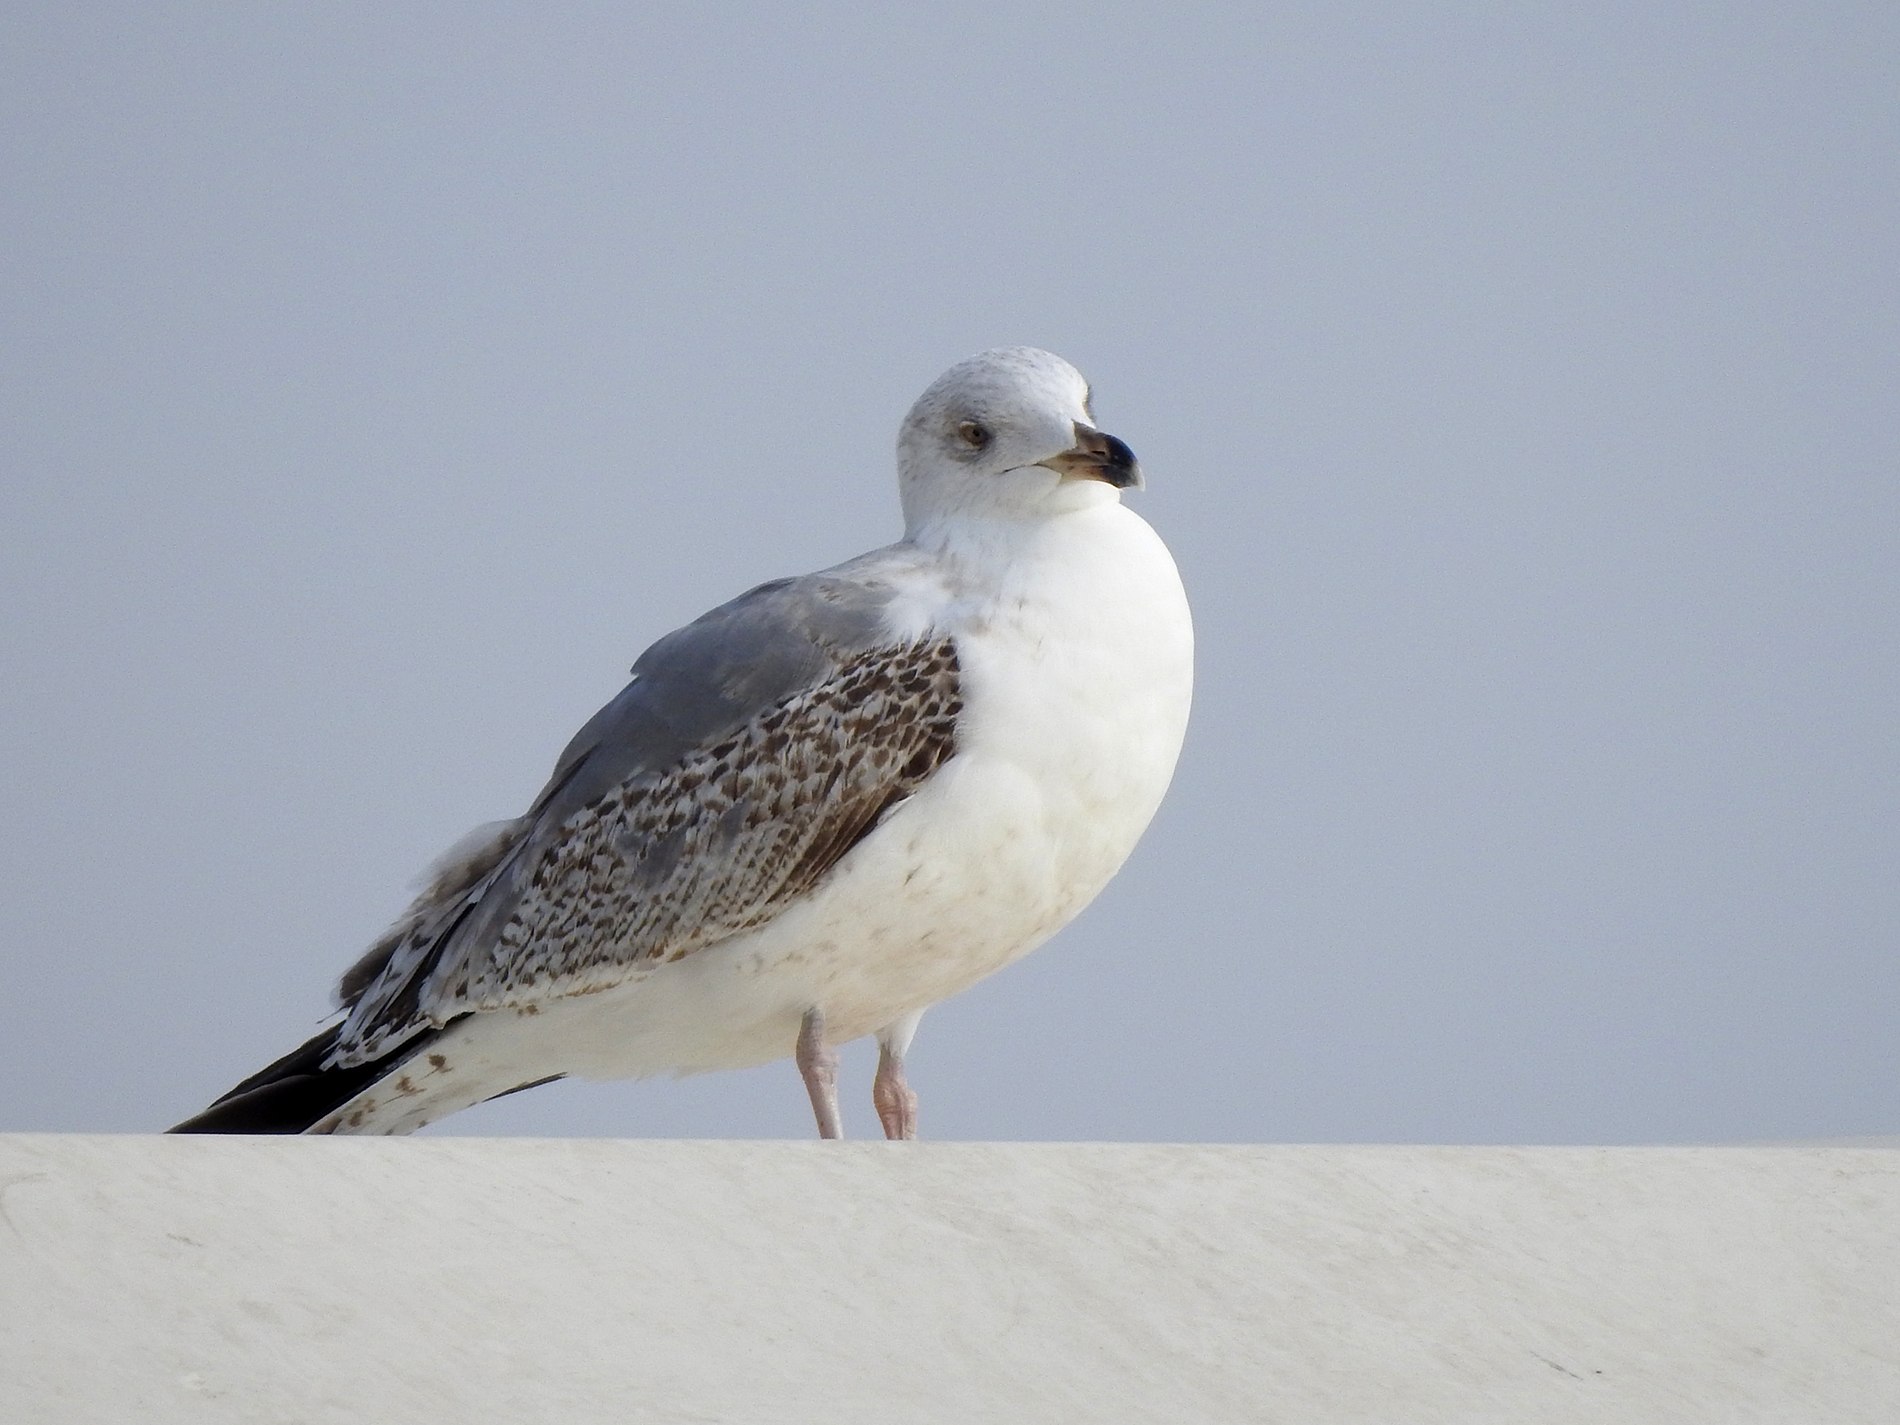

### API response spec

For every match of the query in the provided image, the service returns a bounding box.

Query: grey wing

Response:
[329,552,960,1068]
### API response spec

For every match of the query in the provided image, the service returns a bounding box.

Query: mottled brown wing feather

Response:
[338,636,960,1060]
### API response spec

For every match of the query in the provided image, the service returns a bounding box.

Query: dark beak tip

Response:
[1102,433,1140,489]
[1042,424,1143,489]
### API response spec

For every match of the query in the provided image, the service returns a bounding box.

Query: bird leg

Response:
[796,1007,842,1140]
[873,1039,919,1141]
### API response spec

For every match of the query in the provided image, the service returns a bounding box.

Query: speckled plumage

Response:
[336,634,960,1064]
[172,346,1192,1139]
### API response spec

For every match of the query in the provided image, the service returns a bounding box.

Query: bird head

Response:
[896,347,1141,537]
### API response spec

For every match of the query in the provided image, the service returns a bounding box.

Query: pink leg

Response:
[796,1008,842,1140]
[873,1040,919,1141]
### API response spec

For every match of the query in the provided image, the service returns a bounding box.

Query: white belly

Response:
[543,501,1194,1078]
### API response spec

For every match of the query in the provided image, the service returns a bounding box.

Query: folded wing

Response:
[331,553,960,1069]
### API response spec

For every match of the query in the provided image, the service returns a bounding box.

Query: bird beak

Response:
[1038,422,1143,490]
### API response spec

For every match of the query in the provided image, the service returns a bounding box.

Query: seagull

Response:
[172,347,1193,1139]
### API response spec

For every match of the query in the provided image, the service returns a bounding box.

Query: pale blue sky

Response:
[4,4,1895,1141]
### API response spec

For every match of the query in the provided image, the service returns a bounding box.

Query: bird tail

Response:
[168,1023,437,1135]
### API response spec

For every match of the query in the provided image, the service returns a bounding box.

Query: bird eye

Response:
[956,421,991,449]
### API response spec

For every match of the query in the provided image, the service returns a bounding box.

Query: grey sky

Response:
[3,4,1895,1142]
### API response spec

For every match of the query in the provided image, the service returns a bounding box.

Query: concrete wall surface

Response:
[2,1135,1896,1423]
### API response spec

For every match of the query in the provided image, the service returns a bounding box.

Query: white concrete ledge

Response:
[3,1136,1897,1422]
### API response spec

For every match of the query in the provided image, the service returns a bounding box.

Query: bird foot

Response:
[797,1007,843,1139]
[873,1044,918,1141]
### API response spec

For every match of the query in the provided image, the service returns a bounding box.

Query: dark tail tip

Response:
[169,1023,429,1135]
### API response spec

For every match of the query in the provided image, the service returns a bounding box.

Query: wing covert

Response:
[330,553,958,1067]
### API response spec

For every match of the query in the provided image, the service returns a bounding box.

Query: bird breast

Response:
[780,501,1193,1030]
